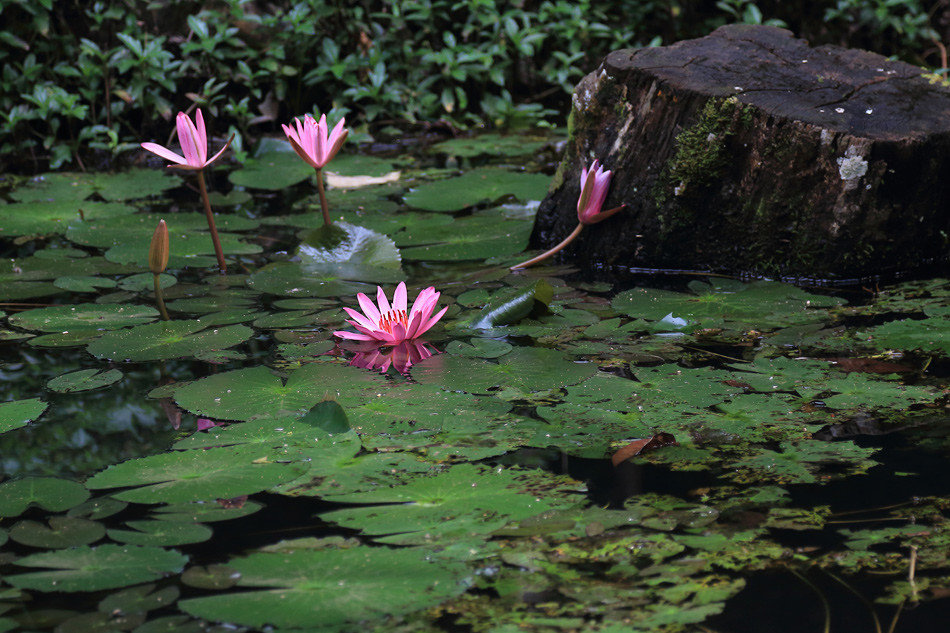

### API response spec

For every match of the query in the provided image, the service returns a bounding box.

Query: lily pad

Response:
[404,167,549,212]
[323,464,579,544]
[399,215,533,261]
[7,545,187,592]
[228,150,311,190]
[179,547,468,629]
[412,347,597,394]
[248,262,373,298]
[86,321,252,362]
[430,133,548,158]
[108,520,213,546]
[86,446,306,504]
[0,477,90,517]
[9,516,106,548]
[47,369,123,393]
[8,304,158,332]
[0,201,138,237]
[0,398,48,434]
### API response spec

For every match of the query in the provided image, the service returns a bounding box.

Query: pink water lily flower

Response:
[141,109,230,170]
[334,282,447,345]
[577,159,623,225]
[282,114,348,170]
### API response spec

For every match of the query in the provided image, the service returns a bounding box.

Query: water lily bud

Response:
[149,219,169,274]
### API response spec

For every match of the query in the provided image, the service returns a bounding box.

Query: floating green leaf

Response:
[47,369,123,393]
[413,347,597,394]
[430,133,548,157]
[87,447,305,504]
[404,167,549,212]
[323,464,579,544]
[0,398,48,434]
[9,516,105,548]
[9,304,158,332]
[86,322,252,362]
[108,520,213,546]
[179,547,468,629]
[468,280,553,328]
[7,545,187,592]
[399,215,534,261]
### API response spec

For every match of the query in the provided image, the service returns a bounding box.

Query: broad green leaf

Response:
[108,520,213,546]
[86,322,252,362]
[179,547,468,629]
[404,167,549,212]
[0,398,48,434]
[7,545,187,592]
[412,346,597,394]
[9,304,158,332]
[468,280,553,328]
[86,447,306,504]
[9,516,105,548]
[0,478,89,517]
[47,369,123,393]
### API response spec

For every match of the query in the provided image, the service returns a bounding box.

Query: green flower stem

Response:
[153,273,170,321]
[510,223,584,270]
[314,167,332,227]
[196,169,227,274]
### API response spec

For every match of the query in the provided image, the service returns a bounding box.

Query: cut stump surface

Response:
[530,25,950,281]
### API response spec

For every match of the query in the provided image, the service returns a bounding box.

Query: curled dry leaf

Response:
[611,432,677,466]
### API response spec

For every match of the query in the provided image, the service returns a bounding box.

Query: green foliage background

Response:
[0,0,943,170]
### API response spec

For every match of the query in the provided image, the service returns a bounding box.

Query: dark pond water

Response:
[0,129,948,632]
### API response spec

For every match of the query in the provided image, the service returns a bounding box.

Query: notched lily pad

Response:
[86,321,252,362]
[0,398,48,434]
[47,368,123,393]
[6,545,187,592]
[404,167,549,212]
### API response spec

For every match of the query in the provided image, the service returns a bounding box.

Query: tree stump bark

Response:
[529,25,950,282]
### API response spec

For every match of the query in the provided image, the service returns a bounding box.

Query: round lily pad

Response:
[0,477,89,517]
[248,262,372,298]
[53,276,119,293]
[399,215,533,261]
[412,347,598,394]
[0,201,137,237]
[108,520,213,546]
[6,545,187,592]
[86,322,252,362]
[179,546,468,629]
[404,167,549,212]
[8,304,158,333]
[0,398,48,434]
[47,369,123,393]
[86,447,306,504]
[9,516,106,549]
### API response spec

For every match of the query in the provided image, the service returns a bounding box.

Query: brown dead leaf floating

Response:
[611,432,677,466]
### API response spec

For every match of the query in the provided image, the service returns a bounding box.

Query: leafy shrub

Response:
[0,0,942,171]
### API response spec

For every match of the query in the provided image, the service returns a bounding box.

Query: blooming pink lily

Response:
[334,282,447,345]
[282,114,348,170]
[510,159,625,270]
[577,160,624,224]
[141,109,230,170]
[282,113,348,227]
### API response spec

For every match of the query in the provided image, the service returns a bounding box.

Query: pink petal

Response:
[408,287,433,319]
[375,286,391,315]
[417,305,448,337]
[176,112,202,167]
[194,108,208,164]
[314,114,328,167]
[404,310,424,340]
[141,142,188,166]
[393,282,408,313]
[356,292,381,323]
[205,135,231,167]
[343,306,376,330]
[334,330,376,341]
[390,321,407,344]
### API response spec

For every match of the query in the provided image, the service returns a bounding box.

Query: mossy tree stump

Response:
[530,24,950,281]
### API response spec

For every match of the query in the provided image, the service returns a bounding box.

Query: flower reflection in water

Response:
[343,340,435,375]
